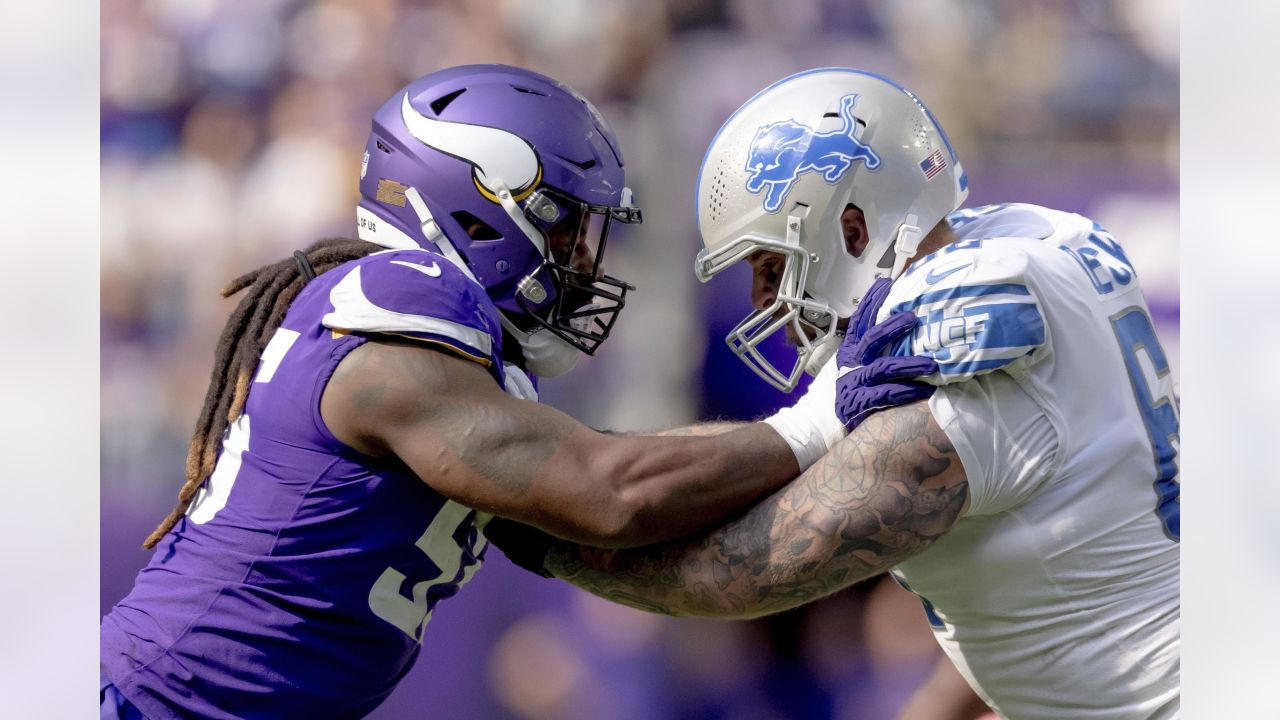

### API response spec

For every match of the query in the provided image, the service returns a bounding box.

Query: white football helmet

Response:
[695,68,969,391]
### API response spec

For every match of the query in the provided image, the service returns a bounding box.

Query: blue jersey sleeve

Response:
[883,241,1047,383]
[320,250,503,367]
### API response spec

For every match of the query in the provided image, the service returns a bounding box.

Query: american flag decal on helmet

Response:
[919,149,947,180]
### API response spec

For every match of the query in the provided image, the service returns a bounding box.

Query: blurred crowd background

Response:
[100,0,1178,718]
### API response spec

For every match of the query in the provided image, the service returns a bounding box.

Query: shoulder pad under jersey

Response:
[321,250,502,366]
[944,203,1058,243]
[883,238,1047,384]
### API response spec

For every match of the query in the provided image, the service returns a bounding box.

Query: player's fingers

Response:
[836,330,864,369]
[882,381,937,405]
[842,387,932,429]
[864,356,938,382]
[859,312,918,362]
[852,280,886,339]
[854,277,894,339]
[866,276,894,310]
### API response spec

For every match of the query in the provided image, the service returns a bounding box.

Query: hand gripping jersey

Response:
[883,204,1179,719]
[101,249,535,720]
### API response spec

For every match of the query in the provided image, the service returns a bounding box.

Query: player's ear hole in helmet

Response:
[694,68,969,391]
[842,204,868,258]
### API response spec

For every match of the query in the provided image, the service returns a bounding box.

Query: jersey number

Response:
[187,329,301,525]
[1110,308,1179,540]
[368,502,488,641]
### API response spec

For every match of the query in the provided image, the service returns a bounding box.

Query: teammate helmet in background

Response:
[357,65,642,376]
[695,68,968,391]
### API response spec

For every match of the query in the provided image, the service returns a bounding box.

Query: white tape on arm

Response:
[761,355,846,470]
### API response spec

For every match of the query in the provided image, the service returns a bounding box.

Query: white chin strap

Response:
[403,183,580,379]
[491,179,556,307]
[497,315,581,378]
[803,335,839,376]
[403,186,476,281]
[890,214,923,279]
[489,178,582,377]
[788,207,839,380]
[800,214,921,375]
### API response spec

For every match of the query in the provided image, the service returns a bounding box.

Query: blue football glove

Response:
[835,278,939,431]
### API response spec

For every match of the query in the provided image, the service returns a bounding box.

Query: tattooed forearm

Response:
[545,401,968,618]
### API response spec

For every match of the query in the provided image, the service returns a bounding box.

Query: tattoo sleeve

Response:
[543,401,968,617]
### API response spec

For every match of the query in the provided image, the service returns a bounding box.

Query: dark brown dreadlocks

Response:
[143,238,382,548]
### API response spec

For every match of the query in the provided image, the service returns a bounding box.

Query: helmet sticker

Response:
[744,93,881,214]
[399,93,543,204]
[375,178,409,207]
[919,149,947,180]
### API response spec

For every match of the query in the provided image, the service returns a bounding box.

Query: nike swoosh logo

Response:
[925,263,971,285]
[390,259,442,277]
[322,266,494,355]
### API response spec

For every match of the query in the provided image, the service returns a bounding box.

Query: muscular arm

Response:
[542,401,968,617]
[657,422,746,437]
[321,339,799,548]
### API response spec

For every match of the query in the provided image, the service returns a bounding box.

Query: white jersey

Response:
[879,204,1179,719]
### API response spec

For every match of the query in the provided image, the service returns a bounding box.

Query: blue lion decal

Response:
[744,93,881,214]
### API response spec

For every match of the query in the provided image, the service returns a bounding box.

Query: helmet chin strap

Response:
[786,207,840,379]
[490,179,547,256]
[405,183,581,378]
[490,179,555,306]
[890,214,923,279]
[803,335,840,376]
[821,214,919,377]
[800,214,920,375]
[488,178,583,377]
[404,186,479,283]
[498,314,581,378]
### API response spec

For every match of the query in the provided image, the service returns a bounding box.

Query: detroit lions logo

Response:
[744,93,881,214]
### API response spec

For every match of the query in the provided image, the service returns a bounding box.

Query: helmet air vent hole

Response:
[913,121,929,146]
[451,211,502,240]
[511,85,549,96]
[552,152,597,171]
[430,88,467,115]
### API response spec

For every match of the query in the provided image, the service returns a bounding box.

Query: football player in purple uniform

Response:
[100,65,927,719]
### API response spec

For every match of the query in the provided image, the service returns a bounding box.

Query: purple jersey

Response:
[102,249,517,719]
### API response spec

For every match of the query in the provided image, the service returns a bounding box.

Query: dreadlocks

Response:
[144,238,382,548]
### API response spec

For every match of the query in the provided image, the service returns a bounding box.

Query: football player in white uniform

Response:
[492,69,1179,719]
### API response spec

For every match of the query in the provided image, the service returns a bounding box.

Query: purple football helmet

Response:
[356,65,641,367]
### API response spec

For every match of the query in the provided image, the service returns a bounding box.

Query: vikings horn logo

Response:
[400,93,543,203]
[744,93,881,214]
